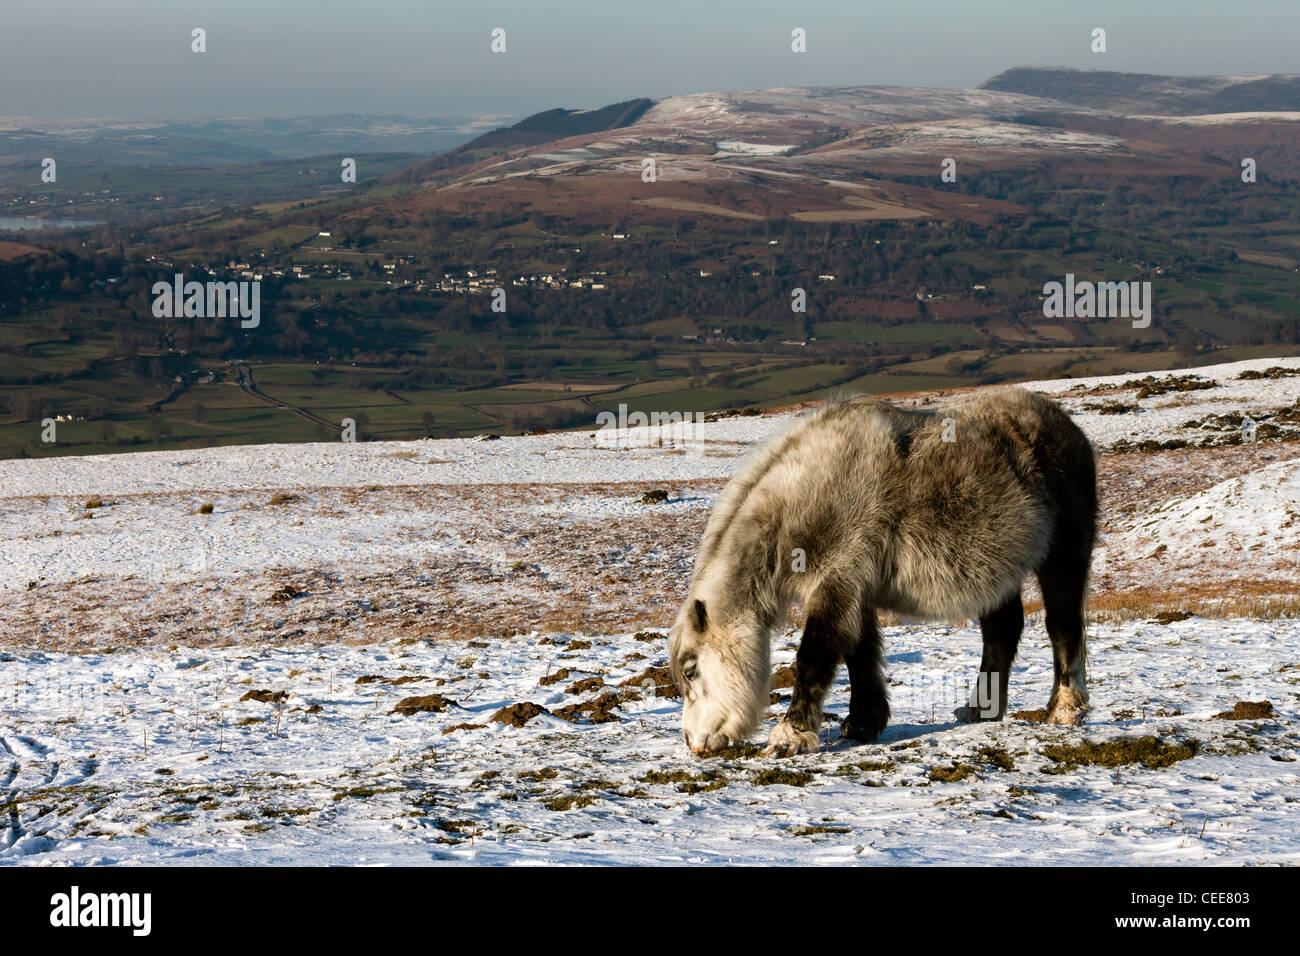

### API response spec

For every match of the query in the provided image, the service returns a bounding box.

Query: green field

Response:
[6,150,1300,458]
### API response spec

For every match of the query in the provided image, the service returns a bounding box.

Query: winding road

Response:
[230,362,343,434]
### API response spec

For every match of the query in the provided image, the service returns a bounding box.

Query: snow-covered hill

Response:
[1114,457,1300,584]
[2,615,1296,865]
[2,355,1298,598]
[2,356,1299,865]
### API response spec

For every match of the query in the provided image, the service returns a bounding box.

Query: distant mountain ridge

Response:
[509,99,654,139]
[980,66,1300,115]
[392,98,653,181]
[363,66,1300,230]
[0,113,505,167]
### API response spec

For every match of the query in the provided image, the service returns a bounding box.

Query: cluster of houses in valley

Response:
[510,269,608,291]
[145,251,615,295]
[680,326,761,346]
[147,252,363,284]
[434,267,499,293]
[392,267,611,294]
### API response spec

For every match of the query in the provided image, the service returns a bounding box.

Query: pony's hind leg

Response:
[955,592,1023,722]
[841,606,889,742]
[1038,553,1090,726]
[766,581,859,757]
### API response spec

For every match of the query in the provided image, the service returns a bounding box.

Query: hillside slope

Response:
[981,66,1300,115]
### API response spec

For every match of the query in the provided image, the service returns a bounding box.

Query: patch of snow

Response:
[1115,457,1300,574]
[714,140,795,155]
[1,618,1295,865]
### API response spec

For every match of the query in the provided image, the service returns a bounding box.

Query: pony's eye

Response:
[682,658,698,681]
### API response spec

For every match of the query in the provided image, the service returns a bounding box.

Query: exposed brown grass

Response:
[1087,582,1300,624]
[8,444,1300,652]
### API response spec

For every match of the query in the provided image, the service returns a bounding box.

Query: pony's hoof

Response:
[764,721,819,757]
[840,711,888,742]
[1047,707,1086,726]
[954,705,1001,723]
[1047,688,1089,726]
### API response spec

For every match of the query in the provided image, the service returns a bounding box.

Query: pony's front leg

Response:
[765,590,856,757]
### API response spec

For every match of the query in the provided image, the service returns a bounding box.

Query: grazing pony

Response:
[668,389,1096,755]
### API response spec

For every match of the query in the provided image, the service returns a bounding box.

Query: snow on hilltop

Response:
[2,355,1298,499]
[1,355,1299,866]
[2,355,1298,598]
[0,414,780,500]
[1115,457,1300,581]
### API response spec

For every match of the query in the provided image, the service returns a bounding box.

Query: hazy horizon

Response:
[4,0,1299,122]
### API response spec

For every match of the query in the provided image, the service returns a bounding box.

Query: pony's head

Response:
[668,595,770,754]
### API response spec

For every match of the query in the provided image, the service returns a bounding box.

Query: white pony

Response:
[668,389,1096,755]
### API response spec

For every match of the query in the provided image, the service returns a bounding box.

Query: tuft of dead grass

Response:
[929,764,977,783]
[1042,736,1197,770]
[1086,584,1300,624]
[1212,701,1275,720]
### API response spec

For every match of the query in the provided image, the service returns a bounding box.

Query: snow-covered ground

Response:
[1032,356,1300,449]
[3,617,1296,865]
[2,356,1299,864]
[3,356,1298,595]
[875,120,1123,154]
[0,416,779,501]
[714,140,797,155]
[1113,457,1300,585]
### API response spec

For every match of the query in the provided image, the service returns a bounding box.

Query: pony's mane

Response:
[691,395,878,583]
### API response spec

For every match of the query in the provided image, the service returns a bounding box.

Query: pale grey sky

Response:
[4,0,1298,119]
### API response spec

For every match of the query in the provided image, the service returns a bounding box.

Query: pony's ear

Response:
[692,599,708,631]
